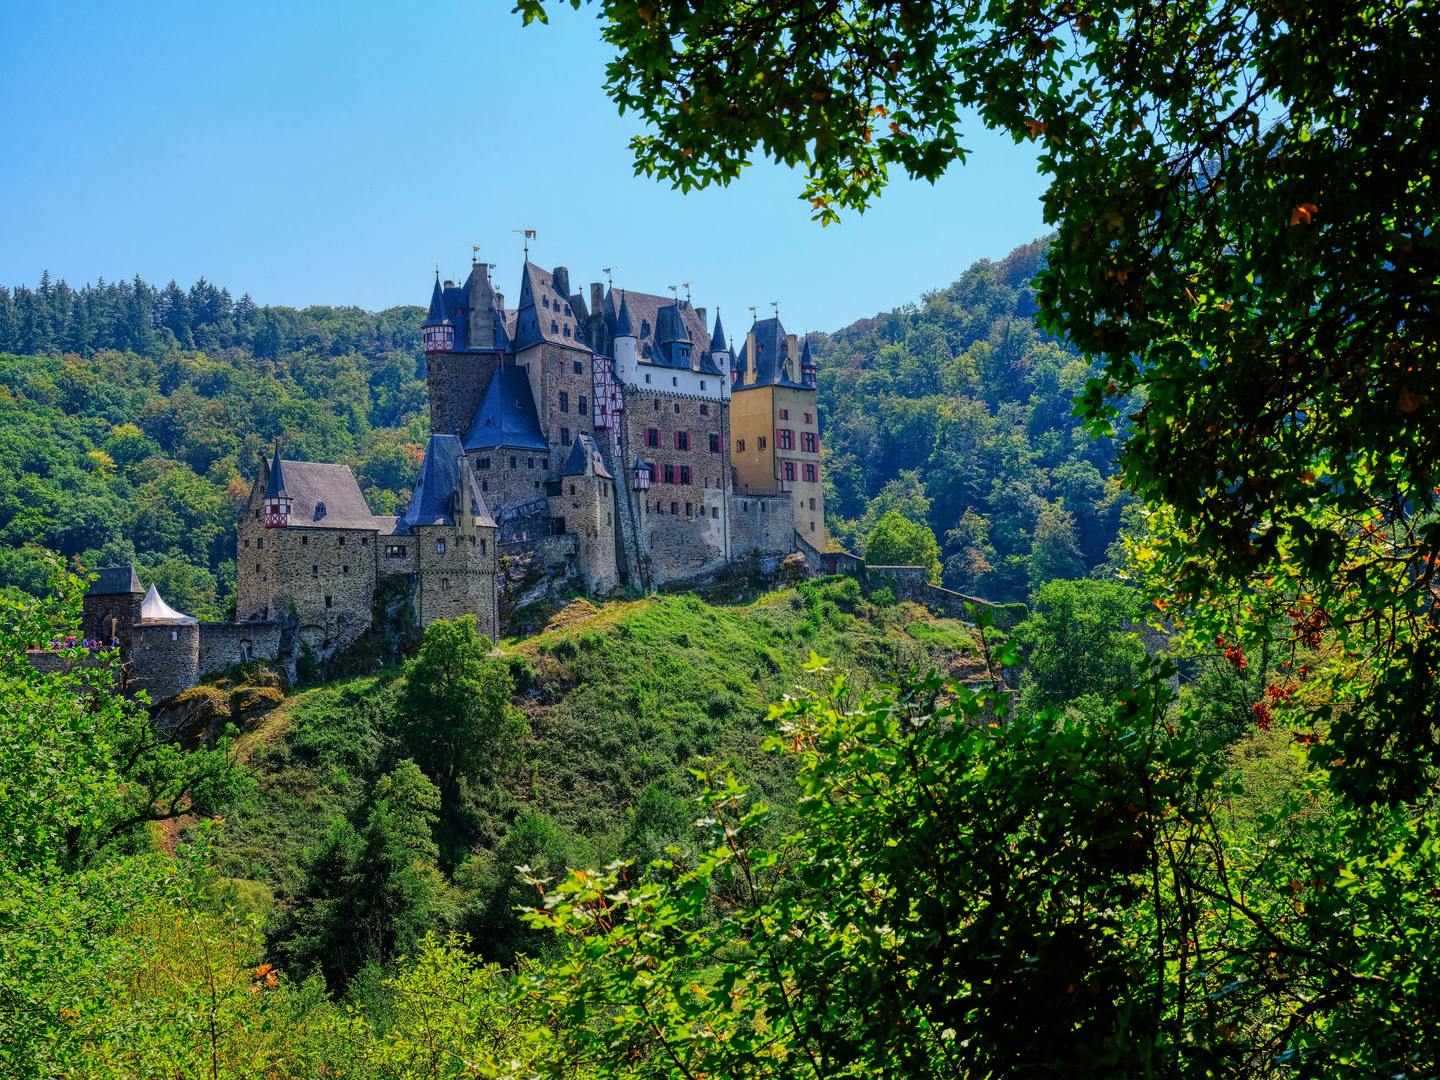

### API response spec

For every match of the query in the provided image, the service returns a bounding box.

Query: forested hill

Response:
[813,237,1136,602]
[0,273,428,616]
[0,242,1129,616]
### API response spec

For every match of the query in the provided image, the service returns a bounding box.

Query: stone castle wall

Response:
[198,620,283,675]
[470,449,555,510]
[521,342,598,452]
[729,492,796,557]
[427,350,498,439]
[412,522,500,642]
[237,516,378,657]
[130,621,200,704]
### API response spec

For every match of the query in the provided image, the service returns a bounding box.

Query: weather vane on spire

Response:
[603,266,618,287]
[681,282,693,302]
[513,229,536,258]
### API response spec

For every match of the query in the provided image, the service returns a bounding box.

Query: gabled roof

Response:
[735,316,806,388]
[404,434,497,529]
[462,364,550,452]
[512,262,589,352]
[603,288,721,374]
[709,309,727,352]
[561,433,614,479]
[87,564,142,596]
[255,456,378,530]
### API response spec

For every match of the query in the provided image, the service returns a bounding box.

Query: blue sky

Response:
[0,0,1049,334]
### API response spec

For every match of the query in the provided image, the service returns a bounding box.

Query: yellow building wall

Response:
[730,385,777,495]
[728,383,826,549]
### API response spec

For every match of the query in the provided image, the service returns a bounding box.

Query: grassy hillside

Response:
[191,578,979,961]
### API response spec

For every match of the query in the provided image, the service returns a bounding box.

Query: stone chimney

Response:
[552,266,570,298]
[786,333,798,380]
[590,283,606,354]
[695,306,707,328]
[745,330,758,386]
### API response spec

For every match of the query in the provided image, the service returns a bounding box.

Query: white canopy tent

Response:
[139,584,196,623]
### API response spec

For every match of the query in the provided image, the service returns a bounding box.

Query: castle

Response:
[68,256,828,702]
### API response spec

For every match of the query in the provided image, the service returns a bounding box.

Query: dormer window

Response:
[642,344,652,358]
[543,297,550,309]
[551,320,558,334]
[564,325,571,338]
[641,319,650,337]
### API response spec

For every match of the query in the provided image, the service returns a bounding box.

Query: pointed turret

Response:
[263,443,292,528]
[800,335,817,387]
[612,291,638,379]
[615,292,634,338]
[423,272,455,354]
[709,309,727,353]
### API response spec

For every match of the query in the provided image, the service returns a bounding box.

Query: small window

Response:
[673,403,680,414]
[301,535,308,546]
[709,433,721,453]
[784,461,796,481]
[437,540,446,554]
[338,536,345,546]
[805,412,813,424]
[805,463,818,483]
[559,391,569,412]
[479,539,486,554]
[685,502,693,516]
[701,380,707,391]
[244,538,250,548]
[654,398,660,409]
[574,360,583,374]
[810,497,817,510]
[646,427,660,448]
[543,297,550,309]
[255,510,261,520]
[256,537,263,550]
[641,319,651,336]
[780,409,789,420]
[737,439,746,452]
[171,630,177,641]
[664,464,676,484]
[527,458,535,469]
[564,325,571,338]
[255,563,262,574]
[700,404,709,416]
[645,373,651,383]
[711,506,719,518]
[311,565,318,577]
[481,480,488,492]
[386,544,407,558]
[343,565,349,574]
[642,343,652,358]
[675,431,690,451]
[570,483,576,495]
[758,436,767,450]
[672,376,678,386]
[441,577,451,591]
[578,395,587,415]
[510,456,517,468]
[561,426,571,446]
[671,501,678,514]
[680,466,691,485]
[811,520,817,531]
[325,596,333,609]
[361,537,368,546]
[479,456,491,469]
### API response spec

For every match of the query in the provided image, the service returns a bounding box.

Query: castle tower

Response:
[612,292,638,383]
[263,444,292,528]
[552,434,618,594]
[422,274,455,355]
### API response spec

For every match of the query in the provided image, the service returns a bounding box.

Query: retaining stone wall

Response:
[729,492,795,558]
[198,621,283,676]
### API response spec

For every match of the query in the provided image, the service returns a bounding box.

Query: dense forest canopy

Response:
[0,274,429,617]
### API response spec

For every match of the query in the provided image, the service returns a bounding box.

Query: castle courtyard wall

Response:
[198,620,283,675]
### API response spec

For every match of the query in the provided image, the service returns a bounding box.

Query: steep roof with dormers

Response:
[401,434,496,531]
[512,262,590,353]
[735,316,806,388]
[254,456,378,531]
[462,363,550,452]
[602,288,722,375]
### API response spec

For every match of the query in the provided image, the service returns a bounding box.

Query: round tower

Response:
[423,272,455,354]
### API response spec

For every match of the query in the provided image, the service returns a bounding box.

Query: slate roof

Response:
[263,446,289,499]
[561,434,614,479]
[402,434,497,530]
[462,364,550,452]
[423,275,448,328]
[87,564,142,596]
[420,267,514,354]
[709,308,727,352]
[258,457,378,531]
[512,262,590,353]
[603,288,722,375]
[735,316,806,388]
[373,516,400,536]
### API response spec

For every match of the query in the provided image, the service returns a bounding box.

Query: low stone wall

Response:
[729,492,795,558]
[198,620,284,678]
[866,565,1013,623]
[24,648,118,691]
